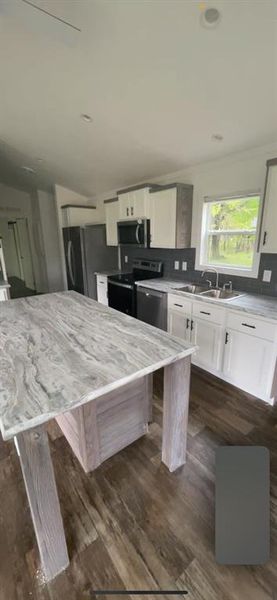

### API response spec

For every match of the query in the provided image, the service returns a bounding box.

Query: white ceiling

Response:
[0,0,276,196]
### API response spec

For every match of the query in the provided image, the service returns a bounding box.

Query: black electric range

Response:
[108,259,163,316]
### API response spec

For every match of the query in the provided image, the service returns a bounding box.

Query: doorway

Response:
[0,217,36,298]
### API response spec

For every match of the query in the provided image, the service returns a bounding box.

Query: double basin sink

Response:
[174,284,244,301]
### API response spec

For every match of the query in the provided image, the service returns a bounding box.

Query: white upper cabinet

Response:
[105,199,119,246]
[260,160,277,253]
[61,204,100,227]
[118,186,153,220]
[149,184,193,249]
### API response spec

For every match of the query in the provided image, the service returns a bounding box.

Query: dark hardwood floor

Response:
[0,367,276,599]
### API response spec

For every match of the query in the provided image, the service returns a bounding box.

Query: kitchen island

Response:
[0,291,196,581]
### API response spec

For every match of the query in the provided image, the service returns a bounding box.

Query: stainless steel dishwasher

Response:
[136,286,167,330]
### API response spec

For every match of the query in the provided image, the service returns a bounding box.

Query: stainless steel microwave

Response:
[117,219,150,247]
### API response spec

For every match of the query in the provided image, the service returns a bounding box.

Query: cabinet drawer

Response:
[226,311,277,341]
[168,294,192,314]
[192,300,225,325]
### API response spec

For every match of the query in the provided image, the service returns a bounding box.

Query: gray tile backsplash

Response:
[120,247,277,296]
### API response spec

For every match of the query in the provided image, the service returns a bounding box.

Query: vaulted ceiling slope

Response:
[0,0,276,195]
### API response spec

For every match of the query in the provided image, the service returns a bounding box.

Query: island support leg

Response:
[15,426,69,581]
[162,356,191,472]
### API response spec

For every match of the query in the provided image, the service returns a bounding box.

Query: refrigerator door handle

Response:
[67,240,76,286]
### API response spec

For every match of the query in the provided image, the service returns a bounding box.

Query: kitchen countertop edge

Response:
[135,279,277,321]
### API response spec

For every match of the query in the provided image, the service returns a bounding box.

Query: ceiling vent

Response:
[201,7,221,28]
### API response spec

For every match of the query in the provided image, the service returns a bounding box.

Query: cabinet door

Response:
[105,202,119,246]
[223,329,274,397]
[96,276,108,305]
[62,207,99,227]
[149,188,177,248]
[0,288,8,301]
[260,163,277,253]
[118,193,130,219]
[167,309,191,341]
[132,189,149,218]
[191,317,223,372]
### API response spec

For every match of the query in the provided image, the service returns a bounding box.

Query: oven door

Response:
[117,220,149,247]
[108,280,135,316]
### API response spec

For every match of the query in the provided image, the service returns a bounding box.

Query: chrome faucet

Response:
[201,268,219,289]
[223,280,233,292]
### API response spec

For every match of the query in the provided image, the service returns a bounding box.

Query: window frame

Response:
[196,191,262,279]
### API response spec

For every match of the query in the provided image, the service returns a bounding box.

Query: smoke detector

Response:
[201,7,221,29]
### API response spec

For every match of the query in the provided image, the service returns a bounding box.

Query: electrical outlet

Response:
[124,255,128,264]
[263,269,272,282]
[182,261,187,271]
[174,261,180,270]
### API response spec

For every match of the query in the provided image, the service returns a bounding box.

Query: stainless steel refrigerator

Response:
[63,224,118,299]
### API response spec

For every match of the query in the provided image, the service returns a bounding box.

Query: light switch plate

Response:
[124,255,128,264]
[263,270,272,282]
[182,261,187,271]
[174,261,180,270]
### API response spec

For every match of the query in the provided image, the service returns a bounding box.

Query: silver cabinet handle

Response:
[131,206,134,216]
[127,207,129,216]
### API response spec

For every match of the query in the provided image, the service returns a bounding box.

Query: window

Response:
[199,193,261,276]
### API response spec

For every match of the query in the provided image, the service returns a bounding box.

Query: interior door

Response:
[191,317,223,372]
[223,329,273,396]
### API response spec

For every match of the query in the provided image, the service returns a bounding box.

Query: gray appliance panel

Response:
[136,286,167,330]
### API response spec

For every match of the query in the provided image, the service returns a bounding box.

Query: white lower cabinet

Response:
[167,293,277,403]
[96,275,108,305]
[222,329,274,400]
[168,309,191,341]
[191,318,224,373]
[0,288,9,301]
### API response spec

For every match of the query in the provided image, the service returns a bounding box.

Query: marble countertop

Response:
[0,291,196,440]
[136,278,277,320]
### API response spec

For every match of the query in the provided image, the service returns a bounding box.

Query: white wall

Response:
[37,190,64,292]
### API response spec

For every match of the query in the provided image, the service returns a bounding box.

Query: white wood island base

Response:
[0,292,195,582]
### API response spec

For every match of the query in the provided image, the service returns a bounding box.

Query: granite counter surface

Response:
[0,291,195,440]
[136,279,277,320]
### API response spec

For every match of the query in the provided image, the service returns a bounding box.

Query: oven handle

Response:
[109,280,133,290]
